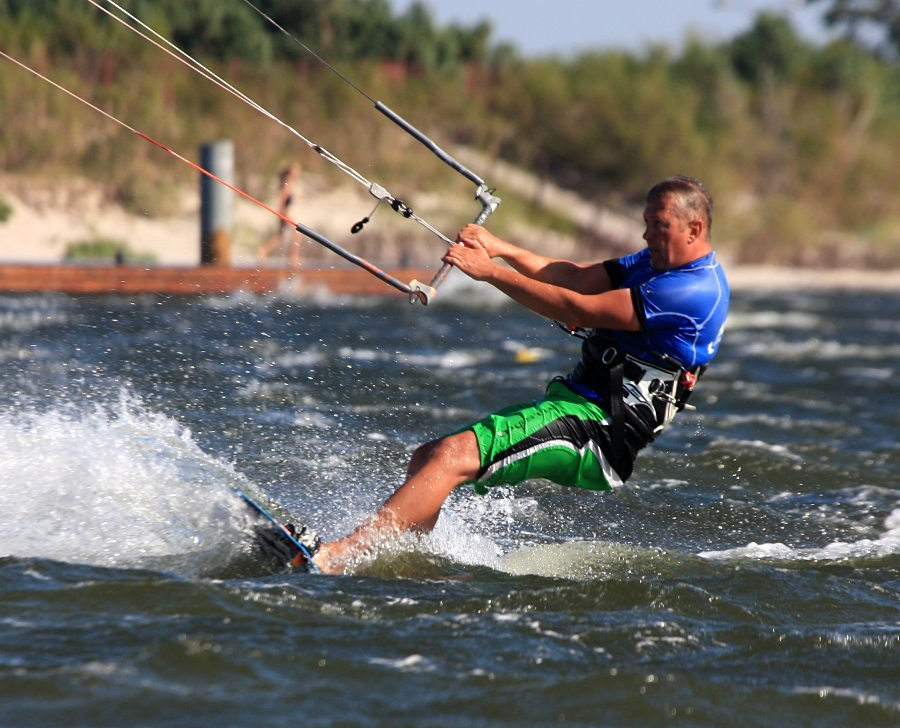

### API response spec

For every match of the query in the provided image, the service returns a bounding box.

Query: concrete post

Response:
[199,140,234,266]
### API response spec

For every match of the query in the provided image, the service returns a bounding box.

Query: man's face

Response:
[642,194,693,270]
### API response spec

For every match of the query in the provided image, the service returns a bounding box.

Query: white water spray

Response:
[0,391,253,574]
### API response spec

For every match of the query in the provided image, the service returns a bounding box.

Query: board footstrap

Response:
[237,490,320,573]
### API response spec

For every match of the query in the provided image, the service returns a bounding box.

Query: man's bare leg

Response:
[312,430,481,574]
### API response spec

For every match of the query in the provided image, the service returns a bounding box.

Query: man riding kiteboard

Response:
[306,175,730,574]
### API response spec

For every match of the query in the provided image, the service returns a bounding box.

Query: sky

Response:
[387,0,833,57]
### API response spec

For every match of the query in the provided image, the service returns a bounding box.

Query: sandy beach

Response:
[0,173,359,268]
[1,174,898,292]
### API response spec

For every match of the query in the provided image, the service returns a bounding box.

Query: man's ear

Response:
[689,219,703,241]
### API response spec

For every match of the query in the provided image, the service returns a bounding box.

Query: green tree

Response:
[727,12,811,83]
[808,0,900,58]
[129,0,272,61]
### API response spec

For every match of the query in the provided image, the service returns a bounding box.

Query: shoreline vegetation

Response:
[1,1,899,273]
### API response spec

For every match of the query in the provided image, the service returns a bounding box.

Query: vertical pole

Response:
[199,140,234,266]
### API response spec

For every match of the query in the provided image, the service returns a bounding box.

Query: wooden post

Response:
[199,140,234,266]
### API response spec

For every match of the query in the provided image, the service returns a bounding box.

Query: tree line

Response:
[0,0,509,69]
[1,0,898,266]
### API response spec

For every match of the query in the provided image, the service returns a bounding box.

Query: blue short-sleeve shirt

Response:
[604,249,729,369]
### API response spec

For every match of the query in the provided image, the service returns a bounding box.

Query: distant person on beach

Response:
[306,176,730,574]
[258,163,303,268]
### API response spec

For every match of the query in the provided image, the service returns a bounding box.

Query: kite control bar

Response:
[374,102,502,304]
[413,183,501,303]
[294,222,436,305]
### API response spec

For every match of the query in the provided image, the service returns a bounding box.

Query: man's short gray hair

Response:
[647,176,713,236]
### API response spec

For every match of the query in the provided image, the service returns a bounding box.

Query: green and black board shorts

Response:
[464,379,623,493]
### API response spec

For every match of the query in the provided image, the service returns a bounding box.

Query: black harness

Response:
[564,330,704,479]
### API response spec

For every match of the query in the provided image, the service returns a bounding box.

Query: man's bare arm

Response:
[457,224,614,294]
[443,237,638,330]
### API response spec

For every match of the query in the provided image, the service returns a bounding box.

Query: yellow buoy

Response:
[514,348,541,364]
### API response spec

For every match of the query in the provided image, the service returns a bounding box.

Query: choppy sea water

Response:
[0,276,897,727]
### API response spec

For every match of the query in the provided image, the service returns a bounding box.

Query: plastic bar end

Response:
[408,280,437,306]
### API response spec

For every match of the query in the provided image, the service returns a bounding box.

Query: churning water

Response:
[0,276,897,727]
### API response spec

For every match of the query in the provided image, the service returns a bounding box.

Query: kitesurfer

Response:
[311,175,730,574]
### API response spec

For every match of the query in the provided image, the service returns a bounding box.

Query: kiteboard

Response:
[236,489,318,573]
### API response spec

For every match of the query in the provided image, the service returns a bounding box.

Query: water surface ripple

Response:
[1,285,897,726]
